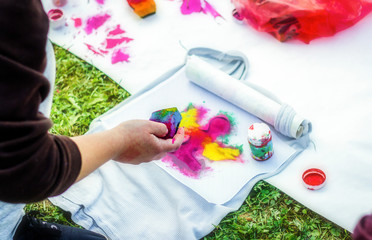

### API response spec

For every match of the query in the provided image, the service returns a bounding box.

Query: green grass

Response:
[25,45,352,239]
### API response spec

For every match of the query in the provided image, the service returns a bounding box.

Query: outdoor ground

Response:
[25,45,353,239]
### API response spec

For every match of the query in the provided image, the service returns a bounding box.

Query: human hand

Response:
[112,119,184,165]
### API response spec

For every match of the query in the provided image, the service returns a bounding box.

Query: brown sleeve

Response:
[0,0,82,203]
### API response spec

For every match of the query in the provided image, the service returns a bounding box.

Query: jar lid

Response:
[302,168,326,190]
[48,9,65,29]
[247,123,272,147]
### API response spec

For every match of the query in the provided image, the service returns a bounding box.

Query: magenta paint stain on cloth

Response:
[202,0,223,19]
[72,17,82,27]
[162,104,242,178]
[72,12,133,64]
[105,37,133,49]
[108,25,126,36]
[84,13,111,34]
[180,0,222,18]
[84,43,104,56]
[181,0,202,14]
[96,0,105,4]
[111,48,130,64]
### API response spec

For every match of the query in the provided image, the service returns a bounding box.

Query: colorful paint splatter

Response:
[162,104,242,178]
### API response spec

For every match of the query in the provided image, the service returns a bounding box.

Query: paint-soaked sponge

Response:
[127,0,156,18]
[150,107,182,139]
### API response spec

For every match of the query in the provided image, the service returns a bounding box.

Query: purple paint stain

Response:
[111,49,130,64]
[84,13,111,34]
[108,25,126,36]
[105,37,133,49]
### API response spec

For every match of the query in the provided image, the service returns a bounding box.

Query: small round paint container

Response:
[232,9,244,21]
[52,0,67,7]
[247,123,274,161]
[47,9,65,29]
[302,168,326,190]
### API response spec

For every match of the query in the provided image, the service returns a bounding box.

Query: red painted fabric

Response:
[232,0,372,43]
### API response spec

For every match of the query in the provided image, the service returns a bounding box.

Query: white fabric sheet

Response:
[44,0,372,235]
[84,66,298,204]
[50,64,305,239]
[41,0,187,94]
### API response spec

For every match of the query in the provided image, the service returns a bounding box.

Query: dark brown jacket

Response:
[0,0,81,203]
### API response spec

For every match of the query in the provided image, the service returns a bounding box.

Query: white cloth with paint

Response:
[42,0,372,236]
[50,49,309,239]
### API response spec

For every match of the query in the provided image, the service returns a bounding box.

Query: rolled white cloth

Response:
[185,55,311,139]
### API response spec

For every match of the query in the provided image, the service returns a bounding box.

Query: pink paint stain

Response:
[100,49,109,54]
[202,0,223,19]
[72,17,82,27]
[108,25,126,36]
[96,0,105,4]
[111,49,130,64]
[105,37,133,49]
[181,0,202,15]
[85,43,104,56]
[85,13,111,34]
[180,0,222,18]
[163,105,240,178]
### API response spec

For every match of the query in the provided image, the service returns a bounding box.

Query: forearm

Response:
[71,128,123,182]
[71,120,184,183]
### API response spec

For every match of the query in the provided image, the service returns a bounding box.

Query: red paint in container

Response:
[302,168,326,190]
[47,9,65,29]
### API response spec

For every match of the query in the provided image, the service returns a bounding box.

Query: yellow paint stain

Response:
[179,108,200,129]
[202,142,240,161]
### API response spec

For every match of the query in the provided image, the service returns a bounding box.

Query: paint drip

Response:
[162,104,242,178]
[247,123,274,161]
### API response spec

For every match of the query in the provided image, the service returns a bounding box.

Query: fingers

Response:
[149,121,168,138]
[158,127,185,152]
